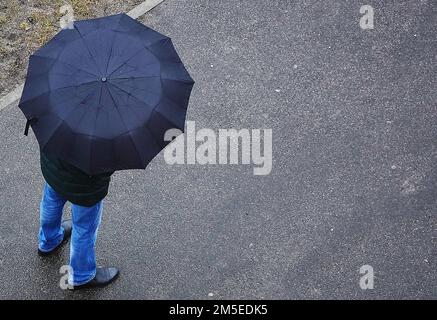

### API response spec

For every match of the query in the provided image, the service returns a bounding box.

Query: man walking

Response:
[38,152,119,289]
[18,13,194,290]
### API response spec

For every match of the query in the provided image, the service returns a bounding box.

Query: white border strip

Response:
[0,84,24,112]
[127,0,164,19]
[0,0,165,112]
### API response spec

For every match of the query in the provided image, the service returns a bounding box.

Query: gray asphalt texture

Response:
[0,0,436,299]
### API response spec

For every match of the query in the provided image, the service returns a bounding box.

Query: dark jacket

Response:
[40,152,114,207]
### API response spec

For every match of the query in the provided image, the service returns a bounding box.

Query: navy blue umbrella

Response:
[19,13,194,175]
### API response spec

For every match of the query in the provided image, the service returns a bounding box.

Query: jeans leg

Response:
[39,183,67,252]
[69,200,103,286]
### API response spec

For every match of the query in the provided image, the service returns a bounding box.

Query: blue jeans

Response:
[39,182,103,286]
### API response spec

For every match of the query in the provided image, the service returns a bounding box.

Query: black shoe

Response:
[38,219,72,256]
[72,267,119,290]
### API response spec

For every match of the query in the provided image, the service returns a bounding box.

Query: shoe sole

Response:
[71,271,120,290]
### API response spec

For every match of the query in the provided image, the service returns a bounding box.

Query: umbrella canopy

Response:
[19,13,194,175]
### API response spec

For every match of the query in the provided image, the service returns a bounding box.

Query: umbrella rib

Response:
[39,90,96,150]
[108,82,166,139]
[106,47,144,77]
[152,110,184,133]
[161,75,193,86]
[89,92,105,175]
[104,15,124,75]
[141,38,171,63]
[111,22,169,49]
[20,81,98,105]
[98,84,104,105]
[74,24,104,76]
[104,41,115,77]
[158,79,193,110]
[109,60,158,78]
[109,81,158,96]
[106,47,155,78]
[162,77,194,84]
[108,87,146,127]
[107,81,159,147]
[32,54,99,78]
[143,125,163,151]
[109,75,159,81]
[106,85,146,166]
[159,61,194,83]
[107,82,155,109]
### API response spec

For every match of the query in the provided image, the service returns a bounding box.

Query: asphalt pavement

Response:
[0,0,435,299]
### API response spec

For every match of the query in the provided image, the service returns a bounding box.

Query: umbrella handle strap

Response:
[24,118,36,136]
